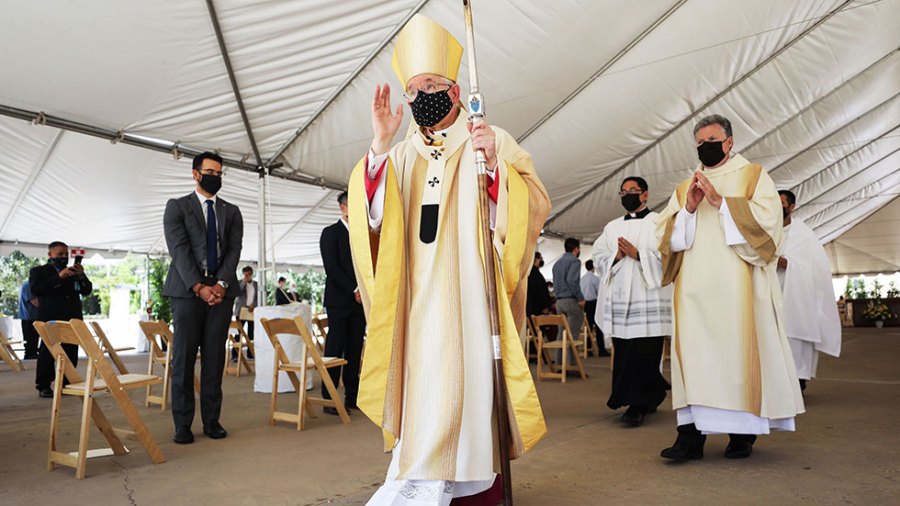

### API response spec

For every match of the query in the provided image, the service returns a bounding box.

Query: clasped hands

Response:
[686,170,723,213]
[615,237,639,262]
[195,283,226,306]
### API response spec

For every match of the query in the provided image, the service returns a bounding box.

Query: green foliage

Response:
[148,257,171,323]
[871,280,884,299]
[80,255,145,317]
[278,269,326,313]
[844,278,853,300]
[887,282,899,299]
[851,278,868,300]
[0,251,43,316]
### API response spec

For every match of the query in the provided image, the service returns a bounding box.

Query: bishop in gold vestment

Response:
[346,15,550,504]
[656,115,804,461]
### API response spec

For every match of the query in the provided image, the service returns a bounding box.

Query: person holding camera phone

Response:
[29,241,92,398]
[162,151,243,445]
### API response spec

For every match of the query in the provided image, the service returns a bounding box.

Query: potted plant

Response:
[887,281,899,299]
[862,300,897,328]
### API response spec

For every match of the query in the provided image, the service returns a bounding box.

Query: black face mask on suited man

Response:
[198,173,222,195]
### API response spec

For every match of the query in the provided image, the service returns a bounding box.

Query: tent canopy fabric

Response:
[1,0,898,273]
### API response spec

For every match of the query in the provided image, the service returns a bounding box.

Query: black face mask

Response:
[621,193,643,212]
[783,207,790,220]
[198,173,222,195]
[697,140,727,167]
[410,89,454,127]
[538,260,545,268]
[49,257,68,270]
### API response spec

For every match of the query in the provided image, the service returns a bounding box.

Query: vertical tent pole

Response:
[257,168,268,302]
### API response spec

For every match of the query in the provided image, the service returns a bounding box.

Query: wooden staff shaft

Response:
[464,1,514,504]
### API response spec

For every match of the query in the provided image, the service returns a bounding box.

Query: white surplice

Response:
[778,219,842,380]
[591,211,672,342]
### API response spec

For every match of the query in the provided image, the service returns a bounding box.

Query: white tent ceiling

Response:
[1,0,898,273]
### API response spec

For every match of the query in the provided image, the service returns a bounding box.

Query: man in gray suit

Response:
[163,151,243,444]
[232,265,258,360]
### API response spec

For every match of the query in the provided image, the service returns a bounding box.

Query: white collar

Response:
[340,218,349,230]
[196,190,217,205]
[698,152,750,175]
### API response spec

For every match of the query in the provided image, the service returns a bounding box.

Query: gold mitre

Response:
[391,14,463,89]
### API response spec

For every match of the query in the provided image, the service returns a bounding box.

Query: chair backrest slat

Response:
[531,313,575,340]
[34,320,119,386]
[260,317,318,364]
[139,320,171,357]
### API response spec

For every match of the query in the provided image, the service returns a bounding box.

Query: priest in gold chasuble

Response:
[346,14,550,505]
[656,114,804,462]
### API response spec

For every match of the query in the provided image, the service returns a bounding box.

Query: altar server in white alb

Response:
[776,190,841,392]
[656,114,804,461]
[592,176,672,427]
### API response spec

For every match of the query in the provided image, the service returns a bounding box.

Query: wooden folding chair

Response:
[0,329,26,372]
[312,314,329,355]
[525,316,558,373]
[581,315,602,359]
[33,320,165,479]
[224,321,254,377]
[531,314,587,382]
[89,322,133,375]
[524,317,536,361]
[138,320,200,410]
[260,317,350,430]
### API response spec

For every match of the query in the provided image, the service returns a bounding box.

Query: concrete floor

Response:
[1,327,898,505]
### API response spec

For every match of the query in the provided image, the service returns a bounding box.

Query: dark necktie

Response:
[206,200,219,275]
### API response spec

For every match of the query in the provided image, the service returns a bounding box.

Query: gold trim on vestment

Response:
[349,158,407,451]
[725,195,776,263]
[742,262,763,416]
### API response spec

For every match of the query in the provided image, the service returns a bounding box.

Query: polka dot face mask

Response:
[409,89,454,127]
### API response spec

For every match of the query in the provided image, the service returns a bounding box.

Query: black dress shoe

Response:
[173,426,194,444]
[621,406,645,427]
[344,402,358,411]
[323,407,339,416]
[203,422,227,439]
[661,423,706,461]
[37,387,53,398]
[724,434,756,458]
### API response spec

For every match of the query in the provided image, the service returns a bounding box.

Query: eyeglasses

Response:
[403,82,452,102]
[200,169,225,178]
[618,189,644,196]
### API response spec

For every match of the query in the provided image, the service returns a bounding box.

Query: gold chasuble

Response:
[347,110,549,482]
[656,154,804,424]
